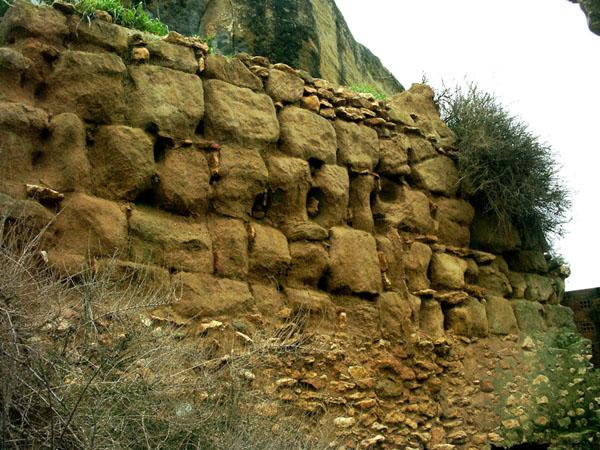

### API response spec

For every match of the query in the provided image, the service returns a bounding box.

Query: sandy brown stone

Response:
[156,147,211,215]
[278,106,336,164]
[204,79,279,149]
[129,206,213,273]
[326,227,382,295]
[335,120,379,170]
[266,68,304,103]
[204,53,263,90]
[127,64,204,138]
[89,125,153,201]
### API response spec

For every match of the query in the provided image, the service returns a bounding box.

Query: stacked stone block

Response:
[0,0,569,344]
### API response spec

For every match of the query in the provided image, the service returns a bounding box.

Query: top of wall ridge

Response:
[0,0,443,142]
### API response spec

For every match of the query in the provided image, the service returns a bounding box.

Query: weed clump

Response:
[348,84,386,101]
[0,0,168,35]
[75,0,168,35]
[438,83,570,243]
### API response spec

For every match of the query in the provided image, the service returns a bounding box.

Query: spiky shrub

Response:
[438,84,570,243]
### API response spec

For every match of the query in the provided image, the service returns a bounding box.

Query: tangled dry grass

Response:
[437,83,570,245]
[0,213,328,449]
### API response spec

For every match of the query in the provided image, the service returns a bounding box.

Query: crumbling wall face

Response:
[0,3,573,448]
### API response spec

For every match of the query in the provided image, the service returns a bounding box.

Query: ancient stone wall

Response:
[0,3,580,448]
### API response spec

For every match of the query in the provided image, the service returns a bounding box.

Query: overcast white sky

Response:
[336,0,600,291]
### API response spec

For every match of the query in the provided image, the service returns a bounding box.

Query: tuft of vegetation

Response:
[348,84,386,101]
[1,0,12,16]
[0,0,168,35]
[438,83,570,243]
[0,213,329,449]
[74,0,169,35]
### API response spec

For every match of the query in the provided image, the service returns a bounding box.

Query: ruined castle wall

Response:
[0,3,579,448]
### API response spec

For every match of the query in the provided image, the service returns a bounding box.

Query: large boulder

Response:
[411,156,459,196]
[278,106,337,164]
[374,182,436,234]
[284,288,334,316]
[266,68,304,103]
[326,227,382,295]
[446,297,489,338]
[429,253,468,290]
[0,101,48,197]
[387,84,456,149]
[44,50,126,124]
[249,223,291,278]
[0,0,69,46]
[485,296,519,335]
[512,300,547,333]
[348,174,376,233]
[41,113,91,193]
[477,264,513,297]
[335,120,379,170]
[544,304,575,329]
[265,153,312,228]
[204,54,262,90]
[507,250,548,274]
[377,134,411,177]
[173,272,254,319]
[147,38,198,73]
[129,206,213,273]
[434,198,475,248]
[310,164,349,229]
[67,15,129,55]
[203,79,279,149]
[155,147,211,215]
[419,298,444,339]
[89,125,154,201]
[379,291,418,338]
[405,135,437,163]
[524,273,555,303]
[0,47,33,103]
[404,242,432,292]
[50,193,127,257]
[208,215,249,280]
[286,242,329,288]
[212,146,269,219]
[127,65,204,138]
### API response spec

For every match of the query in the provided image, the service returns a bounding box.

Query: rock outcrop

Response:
[570,0,600,35]
[144,0,403,95]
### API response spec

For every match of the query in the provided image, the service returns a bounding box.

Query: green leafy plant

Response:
[1,0,13,16]
[74,0,169,35]
[79,0,169,35]
[349,84,386,101]
[438,83,570,243]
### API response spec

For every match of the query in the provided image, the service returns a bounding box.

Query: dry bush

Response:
[0,214,329,449]
[438,83,570,243]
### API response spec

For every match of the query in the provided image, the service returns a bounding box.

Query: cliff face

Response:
[144,0,403,95]
[570,0,600,35]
